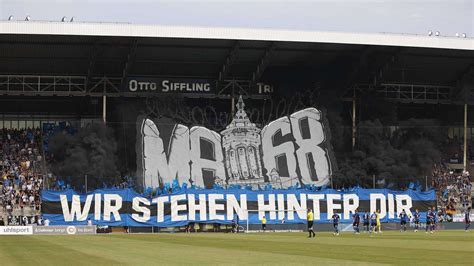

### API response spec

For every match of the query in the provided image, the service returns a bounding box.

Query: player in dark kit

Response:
[331,213,340,235]
[370,211,377,233]
[231,219,237,233]
[352,210,360,234]
[430,207,437,233]
[465,207,471,232]
[413,209,420,232]
[426,207,435,233]
[363,211,370,233]
[399,210,408,232]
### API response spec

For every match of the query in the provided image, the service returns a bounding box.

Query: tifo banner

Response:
[42,188,436,226]
[137,97,333,190]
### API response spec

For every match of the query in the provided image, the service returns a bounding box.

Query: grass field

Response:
[0,230,472,265]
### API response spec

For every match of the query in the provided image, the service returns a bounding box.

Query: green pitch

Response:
[0,230,472,265]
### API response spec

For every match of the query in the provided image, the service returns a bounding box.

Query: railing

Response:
[376,83,452,104]
[0,74,270,99]
[344,83,454,104]
[0,75,87,96]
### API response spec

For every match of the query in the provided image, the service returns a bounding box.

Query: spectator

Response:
[0,128,43,224]
[432,163,472,216]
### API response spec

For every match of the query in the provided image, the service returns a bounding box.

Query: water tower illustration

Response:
[221,96,265,187]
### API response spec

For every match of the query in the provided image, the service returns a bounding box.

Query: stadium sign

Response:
[41,188,436,227]
[127,77,215,94]
[0,226,33,235]
[452,213,474,222]
[125,77,274,96]
[33,225,97,235]
[256,82,274,94]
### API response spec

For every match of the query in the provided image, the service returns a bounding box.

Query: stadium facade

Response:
[1,20,473,230]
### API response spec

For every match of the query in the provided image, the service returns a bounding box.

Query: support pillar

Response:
[231,80,235,116]
[352,89,356,150]
[231,96,235,116]
[103,95,107,124]
[463,103,468,171]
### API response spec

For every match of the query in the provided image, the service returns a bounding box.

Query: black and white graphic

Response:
[138,96,332,189]
[222,97,264,186]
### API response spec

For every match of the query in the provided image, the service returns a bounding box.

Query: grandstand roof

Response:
[1,21,473,50]
[0,21,473,101]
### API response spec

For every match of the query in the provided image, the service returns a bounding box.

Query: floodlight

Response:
[70,16,75,22]
[61,16,67,22]
[8,15,14,21]
[25,15,30,21]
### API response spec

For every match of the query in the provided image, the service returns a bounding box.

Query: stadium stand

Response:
[433,163,472,219]
[0,128,43,225]
[0,21,472,228]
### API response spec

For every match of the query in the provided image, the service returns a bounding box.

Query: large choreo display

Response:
[41,188,435,226]
[41,96,436,227]
[137,97,333,190]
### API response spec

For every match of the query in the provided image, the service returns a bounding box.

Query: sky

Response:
[1,0,473,36]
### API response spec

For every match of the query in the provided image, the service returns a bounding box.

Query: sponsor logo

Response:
[0,226,33,235]
[32,226,97,235]
[66,226,77,235]
[128,78,213,93]
[452,213,474,222]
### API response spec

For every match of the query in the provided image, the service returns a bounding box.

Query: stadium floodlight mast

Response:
[25,15,30,21]
[8,15,14,21]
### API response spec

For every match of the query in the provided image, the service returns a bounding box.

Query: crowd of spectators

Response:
[432,163,472,216]
[0,128,44,225]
